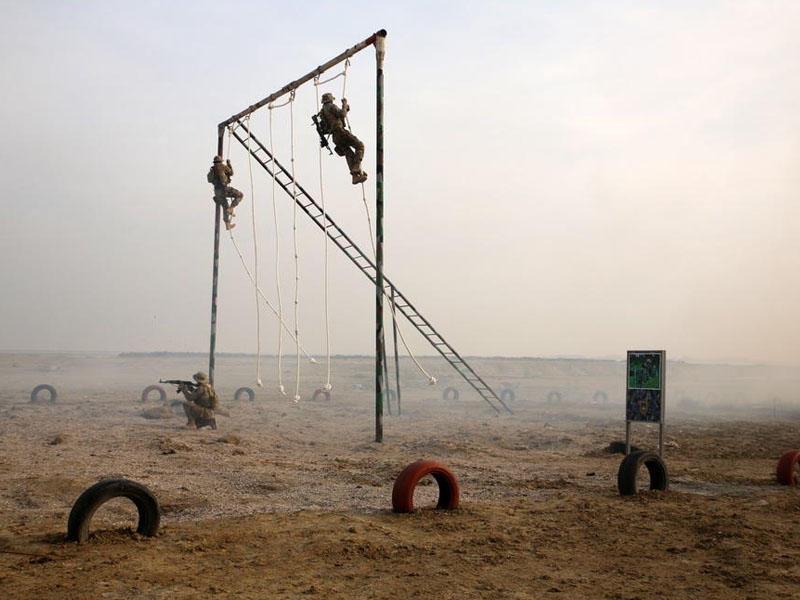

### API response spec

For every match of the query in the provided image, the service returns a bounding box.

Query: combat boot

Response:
[351,170,368,185]
[225,221,236,231]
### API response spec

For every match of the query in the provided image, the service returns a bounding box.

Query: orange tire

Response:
[776,449,800,485]
[392,460,460,513]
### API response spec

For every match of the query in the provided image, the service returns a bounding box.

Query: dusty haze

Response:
[2,352,800,599]
[2,2,800,365]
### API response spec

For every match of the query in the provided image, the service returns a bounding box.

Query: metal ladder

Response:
[229,120,512,414]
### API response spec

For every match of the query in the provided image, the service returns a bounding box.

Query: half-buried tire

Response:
[30,384,57,403]
[776,449,800,485]
[141,384,167,403]
[443,387,459,401]
[312,388,331,402]
[67,479,161,543]
[546,390,562,404]
[617,450,669,496]
[235,387,255,402]
[392,460,460,513]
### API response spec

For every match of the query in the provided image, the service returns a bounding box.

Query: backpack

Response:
[206,167,216,184]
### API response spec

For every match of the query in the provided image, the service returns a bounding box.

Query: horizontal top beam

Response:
[218,29,386,130]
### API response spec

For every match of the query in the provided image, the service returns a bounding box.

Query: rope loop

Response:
[268,90,295,110]
[314,60,349,87]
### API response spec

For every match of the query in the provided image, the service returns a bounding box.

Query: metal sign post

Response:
[625,350,666,456]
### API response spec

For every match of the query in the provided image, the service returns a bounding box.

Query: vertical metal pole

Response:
[383,349,392,416]
[208,128,225,385]
[391,287,402,415]
[659,351,666,457]
[374,32,387,443]
[625,420,631,455]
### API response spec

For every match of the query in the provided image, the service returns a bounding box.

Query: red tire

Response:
[776,449,800,485]
[392,460,460,513]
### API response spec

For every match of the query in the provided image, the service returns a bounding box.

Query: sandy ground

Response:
[1,352,800,599]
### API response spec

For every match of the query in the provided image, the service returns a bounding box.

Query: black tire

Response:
[30,384,57,403]
[234,387,255,402]
[617,450,669,496]
[546,390,561,404]
[500,388,515,403]
[443,387,459,401]
[141,385,167,403]
[67,479,160,543]
[312,388,332,401]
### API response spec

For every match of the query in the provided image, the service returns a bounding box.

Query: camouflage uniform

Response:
[207,156,243,230]
[180,371,218,428]
[318,93,367,184]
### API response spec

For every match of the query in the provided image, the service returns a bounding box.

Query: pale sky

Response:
[1,1,799,365]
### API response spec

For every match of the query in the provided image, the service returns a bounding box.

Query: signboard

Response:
[626,351,665,423]
[625,350,666,457]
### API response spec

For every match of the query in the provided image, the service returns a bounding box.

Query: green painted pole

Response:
[208,128,224,385]
[374,31,387,443]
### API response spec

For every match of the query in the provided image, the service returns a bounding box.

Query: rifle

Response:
[160,378,231,417]
[312,114,333,155]
[159,379,198,392]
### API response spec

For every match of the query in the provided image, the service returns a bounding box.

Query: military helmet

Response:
[213,156,222,163]
[193,371,209,382]
[321,92,334,104]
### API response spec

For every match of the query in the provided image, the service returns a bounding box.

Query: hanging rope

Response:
[227,230,317,363]
[311,63,350,394]
[313,78,332,392]
[386,287,437,385]
[267,102,286,396]
[357,182,437,385]
[313,64,351,394]
[244,115,263,387]
[314,63,436,388]
[288,92,302,403]
[309,60,354,393]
